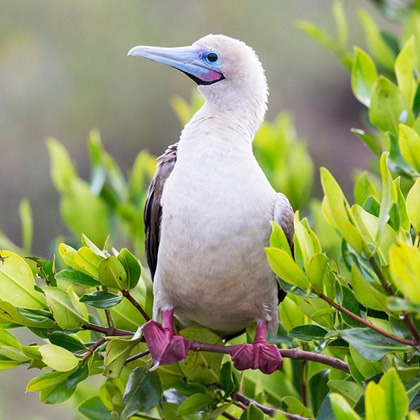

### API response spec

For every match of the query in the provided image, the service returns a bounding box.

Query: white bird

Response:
[128,34,294,374]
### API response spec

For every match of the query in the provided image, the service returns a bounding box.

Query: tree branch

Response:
[122,289,151,321]
[189,341,350,373]
[231,391,313,419]
[82,323,134,337]
[316,292,416,347]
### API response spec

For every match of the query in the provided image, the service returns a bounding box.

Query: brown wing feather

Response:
[144,143,178,279]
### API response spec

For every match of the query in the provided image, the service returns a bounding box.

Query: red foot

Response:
[230,342,283,374]
[142,319,192,366]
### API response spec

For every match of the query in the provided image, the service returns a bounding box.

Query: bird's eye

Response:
[205,51,220,64]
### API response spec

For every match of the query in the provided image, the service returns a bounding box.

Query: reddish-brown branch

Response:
[317,292,415,347]
[231,391,312,419]
[125,349,150,364]
[122,290,151,321]
[189,341,349,373]
[82,323,134,336]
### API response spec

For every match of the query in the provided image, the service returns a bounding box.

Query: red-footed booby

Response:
[128,34,294,374]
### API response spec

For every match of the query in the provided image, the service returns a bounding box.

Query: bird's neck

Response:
[182,100,263,148]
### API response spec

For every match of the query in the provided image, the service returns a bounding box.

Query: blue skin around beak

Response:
[128,44,224,85]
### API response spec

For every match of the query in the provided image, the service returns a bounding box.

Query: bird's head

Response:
[129,34,268,128]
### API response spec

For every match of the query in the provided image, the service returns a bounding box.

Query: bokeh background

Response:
[0,0,396,418]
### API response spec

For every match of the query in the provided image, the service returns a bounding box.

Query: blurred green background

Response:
[0,0,394,418]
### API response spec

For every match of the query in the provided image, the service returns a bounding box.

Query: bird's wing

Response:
[273,193,295,303]
[144,143,178,279]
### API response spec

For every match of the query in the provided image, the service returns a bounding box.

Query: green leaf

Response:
[406,178,420,231]
[220,361,239,397]
[117,248,141,290]
[378,368,409,420]
[43,287,88,329]
[80,291,122,309]
[399,124,420,172]
[293,214,322,270]
[328,380,363,405]
[240,404,265,420]
[46,138,77,192]
[358,9,395,71]
[0,301,55,328]
[265,248,309,289]
[78,396,112,420]
[39,344,80,372]
[74,246,104,279]
[121,367,162,419]
[269,221,292,257]
[329,393,361,420]
[56,269,100,287]
[283,396,314,418]
[395,37,417,107]
[340,328,412,361]
[333,0,348,48]
[307,253,334,294]
[26,370,70,391]
[98,256,127,290]
[288,324,328,341]
[389,242,420,304]
[27,256,57,287]
[177,393,213,416]
[365,381,388,420]
[104,337,139,378]
[350,265,388,312]
[352,47,378,107]
[180,327,223,383]
[369,77,414,136]
[48,331,86,352]
[0,251,46,309]
[320,167,365,255]
[351,129,382,157]
[354,171,380,206]
[19,199,33,253]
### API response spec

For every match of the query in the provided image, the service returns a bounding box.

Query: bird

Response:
[128,34,294,374]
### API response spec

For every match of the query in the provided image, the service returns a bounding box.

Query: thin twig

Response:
[122,289,151,321]
[301,360,307,406]
[82,336,106,361]
[231,391,313,419]
[222,411,238,420]
[105,309,113,328]
[125,349,150,364]
[317,292,415,347]
[83,323,134,336]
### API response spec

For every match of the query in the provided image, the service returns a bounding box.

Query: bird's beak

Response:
[128,44,224,85]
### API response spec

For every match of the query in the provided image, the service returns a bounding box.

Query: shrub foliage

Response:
[0,2,419,419]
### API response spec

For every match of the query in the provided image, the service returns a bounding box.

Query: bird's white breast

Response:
[153,119,279,336]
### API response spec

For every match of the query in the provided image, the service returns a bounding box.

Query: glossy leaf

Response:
[266,248,309,290]
[320,167,365,255]
[369,77,414,136]
[395,37,417,107]
[399,124,420,171]
[104,337,139,378]
[340,328,411,361]
[288,324,328,341]
[39,344,80,372]
[74,247,103,279]
[117,248,141,290]
[389,242,420,304]
[269,221,292,257]
[98,256,127,290]
[351,129,382,157]
[352,47,377,107]
[358,9,395,71]
[177,393,213,416]
[0,301,55,328]
[78,396,112,420]
[330,393,362,420]
[56,269,100,287]
[0,251,46,309]
[406,178,420,231]
[43,287,88,329]
[80,291,122,309]
[121,367,162,419]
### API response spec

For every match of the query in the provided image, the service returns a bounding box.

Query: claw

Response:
[229,321,282,374]
[142,311,192,366]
